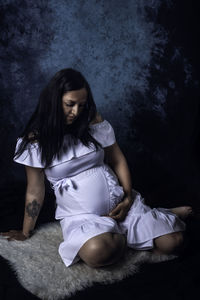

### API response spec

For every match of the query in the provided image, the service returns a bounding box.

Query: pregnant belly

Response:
[55,166,118,218]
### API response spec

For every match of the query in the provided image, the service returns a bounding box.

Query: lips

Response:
[67,116,76,123]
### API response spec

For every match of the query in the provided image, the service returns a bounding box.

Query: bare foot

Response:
[170,206,193,220]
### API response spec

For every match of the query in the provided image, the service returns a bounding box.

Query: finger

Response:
[7,237,15,242]
[109,206,121,216]
[0,235,10,239]
[110,213,121,220]
[0,232,11,237]
[110,205,126,217]
[113,211,127,221]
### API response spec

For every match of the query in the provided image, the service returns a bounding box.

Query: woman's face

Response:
[62,88,87,124]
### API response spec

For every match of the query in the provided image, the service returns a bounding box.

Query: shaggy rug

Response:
[0,222,176,300]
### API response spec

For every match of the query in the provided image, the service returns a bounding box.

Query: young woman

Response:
[1,68,193,268]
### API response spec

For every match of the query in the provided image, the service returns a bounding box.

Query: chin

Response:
[66,119,75,125]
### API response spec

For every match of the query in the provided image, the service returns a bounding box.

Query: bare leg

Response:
[151,205,192,255]
[78,232,126,268]
[169,206,193,220]
[153,231,185,255]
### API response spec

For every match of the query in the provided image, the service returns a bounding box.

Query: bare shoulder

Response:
[90,112,104,125]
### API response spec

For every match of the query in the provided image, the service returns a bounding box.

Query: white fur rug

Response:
[0,222,175,300]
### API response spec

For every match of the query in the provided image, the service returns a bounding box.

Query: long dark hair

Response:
[14,68,101,168]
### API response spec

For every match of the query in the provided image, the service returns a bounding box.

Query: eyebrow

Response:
[64,100,87,104]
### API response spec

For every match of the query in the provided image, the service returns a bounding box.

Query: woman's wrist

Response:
[22,232,30,238]
[22,230,34,238]
[126,189,140,200]
[124,191,132,200]
[123,194,133,207]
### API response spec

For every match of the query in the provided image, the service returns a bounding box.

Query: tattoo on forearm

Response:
[26,199,40,219]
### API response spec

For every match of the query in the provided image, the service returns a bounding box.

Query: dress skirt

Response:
[53,165,186,267]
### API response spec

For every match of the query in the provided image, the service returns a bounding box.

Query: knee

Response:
[79,233,126,268]
[171,232,184,251]
[154,231,185,255]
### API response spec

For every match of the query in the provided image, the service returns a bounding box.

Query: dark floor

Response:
[0,183,200,300]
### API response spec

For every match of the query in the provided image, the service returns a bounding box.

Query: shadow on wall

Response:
[123,2,200,208]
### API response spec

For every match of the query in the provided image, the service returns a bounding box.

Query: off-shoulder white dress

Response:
[14,120,186,267]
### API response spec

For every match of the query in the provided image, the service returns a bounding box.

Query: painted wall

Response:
[0,0,199,206]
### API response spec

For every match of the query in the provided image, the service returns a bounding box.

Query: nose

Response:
[72,104,79,116]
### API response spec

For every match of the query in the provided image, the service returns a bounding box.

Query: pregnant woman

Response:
[1,68,192,267]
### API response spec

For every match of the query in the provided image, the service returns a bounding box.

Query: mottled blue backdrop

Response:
[0,0,200,207]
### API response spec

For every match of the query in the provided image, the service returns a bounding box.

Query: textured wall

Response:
[0,0,199,206]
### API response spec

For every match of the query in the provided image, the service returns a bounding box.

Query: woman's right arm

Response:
[1,166,45,241]
[22,166,45,238]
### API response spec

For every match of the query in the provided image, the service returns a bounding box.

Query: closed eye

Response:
[65,103,86,107]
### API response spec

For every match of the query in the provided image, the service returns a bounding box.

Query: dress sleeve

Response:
[90,120,116,147]
[13,138,45,168]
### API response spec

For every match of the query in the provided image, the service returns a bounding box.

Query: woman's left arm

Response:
[104,142,137,221]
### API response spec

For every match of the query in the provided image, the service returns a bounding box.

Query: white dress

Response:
[14,120,186,267]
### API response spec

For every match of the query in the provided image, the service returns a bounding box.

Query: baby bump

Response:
[69,167,110,215]
[54,166,124,217]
